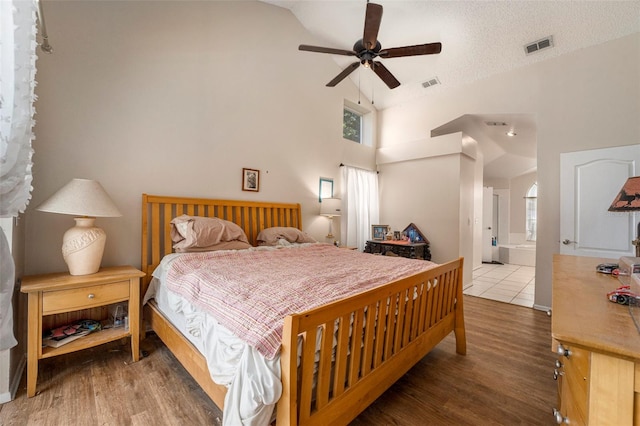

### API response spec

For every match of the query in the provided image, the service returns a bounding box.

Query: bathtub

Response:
[498,244,536,267]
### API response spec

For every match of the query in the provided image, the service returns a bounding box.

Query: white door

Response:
[482,186,493,262]
[560,144,640,258]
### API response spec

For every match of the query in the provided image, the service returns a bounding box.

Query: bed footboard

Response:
[277,257,465,426]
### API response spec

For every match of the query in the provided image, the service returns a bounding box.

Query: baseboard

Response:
[533,303,551,313]
[0,353,26,404]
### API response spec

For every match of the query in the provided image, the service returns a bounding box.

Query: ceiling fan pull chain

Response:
[371,81,375,105]
[358,69,361,104]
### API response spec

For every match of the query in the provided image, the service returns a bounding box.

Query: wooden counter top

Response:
[552,254,640,362]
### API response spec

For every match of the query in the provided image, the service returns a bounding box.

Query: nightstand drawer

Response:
[42,280,129,314]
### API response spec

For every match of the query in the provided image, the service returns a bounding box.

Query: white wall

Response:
[26,1,377,275]
[378,32,640,309]
[472,149,484,271]
[459,153,476,281]
[377,130,477,285]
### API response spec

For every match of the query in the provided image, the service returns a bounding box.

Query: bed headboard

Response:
[141,194,302,288]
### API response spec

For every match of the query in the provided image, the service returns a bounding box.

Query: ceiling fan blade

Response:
[327,62,360,87]
[299,44,357,56]
[372,61,400,89]
[362,3,383,50]
[380,42,442,58]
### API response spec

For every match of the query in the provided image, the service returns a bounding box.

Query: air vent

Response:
[485,121,508,127]
[524,36,554,55]
[422,77,440,88]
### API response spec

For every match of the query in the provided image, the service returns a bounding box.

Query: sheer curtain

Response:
[340,166,379,251]
[0,0,39,350]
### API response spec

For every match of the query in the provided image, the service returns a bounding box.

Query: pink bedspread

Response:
[165,244,438,359]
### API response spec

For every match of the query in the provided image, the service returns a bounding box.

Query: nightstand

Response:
[21,265,145,397]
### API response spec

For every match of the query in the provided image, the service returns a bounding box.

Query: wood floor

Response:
[0,295,556,425]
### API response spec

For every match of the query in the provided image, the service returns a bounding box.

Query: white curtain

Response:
[340,166,379,251]
[0,0,39,350]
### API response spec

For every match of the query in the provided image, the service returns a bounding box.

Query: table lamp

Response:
[608,176,640,257]
[320,198,341,239]
[36,178,122,275]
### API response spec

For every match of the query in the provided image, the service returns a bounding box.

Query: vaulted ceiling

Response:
[264,1,640,180]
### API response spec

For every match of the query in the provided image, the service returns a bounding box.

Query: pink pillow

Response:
[256,227,317,246]
[170,215,251,252]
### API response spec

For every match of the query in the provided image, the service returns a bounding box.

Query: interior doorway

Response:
[482,187,511,263]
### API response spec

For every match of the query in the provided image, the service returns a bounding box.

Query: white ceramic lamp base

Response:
[326,216,335,239]
[62,217,106,275]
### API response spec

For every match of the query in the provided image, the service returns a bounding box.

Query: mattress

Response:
[143,252,281,426]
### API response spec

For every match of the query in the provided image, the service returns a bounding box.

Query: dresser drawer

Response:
[42,280,130,315]
[563,346,589,424]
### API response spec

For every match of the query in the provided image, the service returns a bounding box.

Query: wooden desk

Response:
[21,266,145,397]
[552,254,640,425]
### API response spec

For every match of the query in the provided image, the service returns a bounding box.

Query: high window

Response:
[525,183,537,241]
[343,100,373,146]
[343,108,362,143]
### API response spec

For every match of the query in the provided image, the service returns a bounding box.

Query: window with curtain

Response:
[0,0,39,352]
[340,166,379,250]
[525,183,537,241]
[1,0,38,218]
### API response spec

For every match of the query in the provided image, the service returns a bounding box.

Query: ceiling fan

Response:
[299,2,442,89]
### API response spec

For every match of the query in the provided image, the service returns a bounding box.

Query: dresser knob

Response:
[556,344,571,358]
[553,368,564,380]
[87,293,95,299]
[555,359,563,369]
[552,408,569,424]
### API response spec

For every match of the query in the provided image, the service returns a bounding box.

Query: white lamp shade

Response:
[320,198,341,217]
[36,178,122,217]
[36,178,121,275]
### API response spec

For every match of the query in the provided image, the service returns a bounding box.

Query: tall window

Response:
[525,183,537,241]
[343,108,362,143]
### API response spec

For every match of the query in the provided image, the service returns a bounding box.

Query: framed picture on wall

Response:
[242,168,260,192]
[319,177,334,202]
[371,225,389,241]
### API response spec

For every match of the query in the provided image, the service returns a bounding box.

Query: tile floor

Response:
[464,262,535,308]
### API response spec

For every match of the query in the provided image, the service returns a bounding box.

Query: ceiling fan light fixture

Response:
[506,130,517,137]
[297,2,442,90]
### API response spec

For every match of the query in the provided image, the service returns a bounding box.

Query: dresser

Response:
[552,254,640,425]
[364,240,431,260]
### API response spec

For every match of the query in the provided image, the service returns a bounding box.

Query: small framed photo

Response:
[319,177,334,202]
[371,225,389,241]
[242,168,260,192]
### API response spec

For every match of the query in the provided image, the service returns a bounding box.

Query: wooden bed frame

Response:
[141,194,466,425]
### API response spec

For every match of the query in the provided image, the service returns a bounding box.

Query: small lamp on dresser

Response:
[36,178,122,275]
[320,197,341,239]
[608,176,640,257]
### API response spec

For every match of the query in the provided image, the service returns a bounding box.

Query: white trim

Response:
[0,353,25,403]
